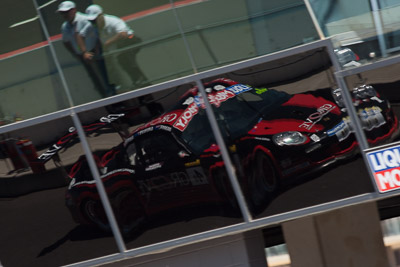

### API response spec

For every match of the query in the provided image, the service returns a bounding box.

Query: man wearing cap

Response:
[85,4,149,91]
[57,1,115,97]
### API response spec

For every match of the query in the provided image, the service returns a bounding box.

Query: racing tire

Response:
[112,189,145,236]
[249,151,279,211]
[81,198,111,232]
[214,168,239,211]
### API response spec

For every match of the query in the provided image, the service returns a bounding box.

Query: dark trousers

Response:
[80,56,116,97]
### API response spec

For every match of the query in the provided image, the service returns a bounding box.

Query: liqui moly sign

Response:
[367,145,400,193]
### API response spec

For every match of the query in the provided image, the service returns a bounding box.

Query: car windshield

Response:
[180,108,215,155]
[217,88,290,138]
[180,87,291,154]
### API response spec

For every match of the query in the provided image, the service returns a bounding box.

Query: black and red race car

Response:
[42,78,399,234]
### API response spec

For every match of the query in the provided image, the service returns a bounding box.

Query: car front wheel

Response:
[249,150,279,210]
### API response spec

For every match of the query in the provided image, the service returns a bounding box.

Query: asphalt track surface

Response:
[0,154,376,267]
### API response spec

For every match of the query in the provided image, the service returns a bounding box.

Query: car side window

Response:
[134,132,182,166]
[126,142,137,166]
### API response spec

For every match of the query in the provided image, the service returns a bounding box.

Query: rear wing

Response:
[36,114,125,163]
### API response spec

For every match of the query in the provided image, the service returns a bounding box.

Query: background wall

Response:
[0,0,318,123]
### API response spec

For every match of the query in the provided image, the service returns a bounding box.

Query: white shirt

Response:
[61,12,97,54]
[99,15,134,49]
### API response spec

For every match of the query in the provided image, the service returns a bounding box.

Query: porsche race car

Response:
[44,78,399,234]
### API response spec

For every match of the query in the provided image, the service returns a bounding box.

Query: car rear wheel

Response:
[81,198,110,232]
[214,168,239,211]
[112,189,145,235]
[250,151,279,209]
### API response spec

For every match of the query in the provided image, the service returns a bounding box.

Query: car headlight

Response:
[273,131,307,146]
[332,88,344,107]
[353,84,376,99]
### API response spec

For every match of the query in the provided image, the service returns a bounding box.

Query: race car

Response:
[45,78,399,234]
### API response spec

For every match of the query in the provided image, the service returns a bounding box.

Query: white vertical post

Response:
[370,0,388,57]
[303,0,326,40]
[195,80,253,223]
[32,0,127,253]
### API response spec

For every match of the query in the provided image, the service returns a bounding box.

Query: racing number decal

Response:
[327,107,386,142]
[327,119,352,142]
[360,107,385,130]
[137,167,208,193]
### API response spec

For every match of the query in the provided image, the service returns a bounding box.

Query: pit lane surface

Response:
[0,155,373,267]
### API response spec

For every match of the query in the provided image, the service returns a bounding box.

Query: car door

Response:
[126,129,211,214]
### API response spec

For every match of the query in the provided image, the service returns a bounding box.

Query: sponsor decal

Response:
[255,88,268,94]
[172,84,253,132]
[137,168,208,193]
[310,134,320,142]
[139,111,179,129]
[137,126,154,136]
[213,85,226,91]
[185,159,201,167]
[299,104,336,130]
[173,102,199,131]
[183,97,194,106]
[124,124,172,146]
[226,84,252,95]
[327,121,346,136]
[145,162,163,171]
[194,95,203,107]
[157,125,172,132]
[359,106,385,130]
[367,145,400,193]
[195,84,252,108]
[326,106,385,142]
[99,113,125,123]
[207,90,236,107]
[327,120,351,142]
[174,84,252,131]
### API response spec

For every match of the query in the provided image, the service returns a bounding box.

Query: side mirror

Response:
[178,150,190,158]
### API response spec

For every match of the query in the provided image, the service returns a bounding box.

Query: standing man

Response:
[57,1,115,97]
[85,4,149,91]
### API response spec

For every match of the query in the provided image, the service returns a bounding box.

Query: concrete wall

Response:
[102,230,268,267]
